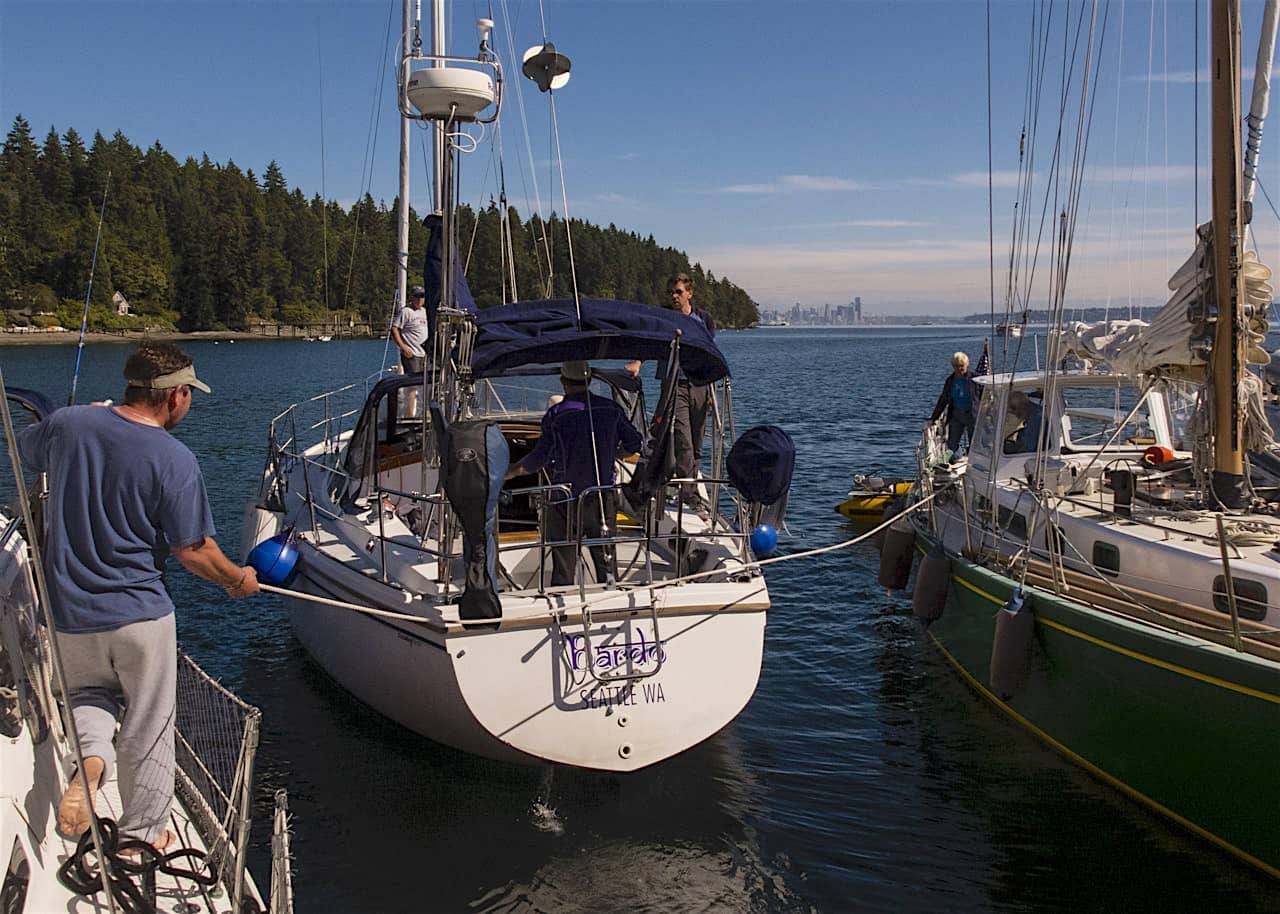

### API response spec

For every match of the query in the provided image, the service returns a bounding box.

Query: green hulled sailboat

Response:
[892,0,1280,878]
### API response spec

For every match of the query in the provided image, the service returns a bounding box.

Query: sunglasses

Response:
[669,288,689,296]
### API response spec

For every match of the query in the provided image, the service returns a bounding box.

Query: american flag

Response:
[974,338,991,377]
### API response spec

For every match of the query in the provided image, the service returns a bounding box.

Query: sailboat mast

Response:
[397,0,413,315]
[1210,0,1247,506]
[430,0,444,212]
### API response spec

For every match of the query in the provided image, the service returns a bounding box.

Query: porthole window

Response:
[998,506,1028,541]
[1093,542,1120,576]
[1212,576,1268,622]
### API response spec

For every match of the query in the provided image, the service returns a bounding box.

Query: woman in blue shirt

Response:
[929,351,980,459]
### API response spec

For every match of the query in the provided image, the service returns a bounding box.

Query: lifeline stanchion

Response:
[250,488,947,623]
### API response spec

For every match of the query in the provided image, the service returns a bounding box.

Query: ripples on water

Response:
[4,329,1278,913]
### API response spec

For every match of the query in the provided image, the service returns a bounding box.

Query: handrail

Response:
[261,394,759,603]
[0,514,20,553]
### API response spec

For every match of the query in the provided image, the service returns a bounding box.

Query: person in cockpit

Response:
[505,360,642,585]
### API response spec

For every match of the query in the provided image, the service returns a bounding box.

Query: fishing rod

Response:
[68,171,110,407]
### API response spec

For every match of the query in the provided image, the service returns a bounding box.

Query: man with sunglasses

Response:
[627,273,717,506]
[18,342,259,854]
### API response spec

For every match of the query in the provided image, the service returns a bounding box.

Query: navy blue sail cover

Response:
[471,298,730,385]
[6,387,59,421]
[423,213,477,331]
[727,425,795,506]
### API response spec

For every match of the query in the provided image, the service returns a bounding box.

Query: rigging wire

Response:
[987,0,997,373]
[318,40,331,315]
[1101,0,1130,324]
[548,88,582,318]
[497,0,554,294]
[346,0,397,380]
[69,171,110,406]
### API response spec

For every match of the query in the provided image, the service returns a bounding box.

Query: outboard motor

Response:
[440,418,509,620]
[727,426,796,554]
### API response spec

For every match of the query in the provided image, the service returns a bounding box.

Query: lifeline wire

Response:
[253,489,946,625]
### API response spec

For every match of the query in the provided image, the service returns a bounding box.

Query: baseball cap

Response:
[560,360,590,381]
[125,363,212,394]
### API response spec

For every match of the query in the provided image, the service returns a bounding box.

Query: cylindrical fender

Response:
[990,589,1035,700]
[874,495,907,554]
[911,542,950,623]
[878,515,916,591]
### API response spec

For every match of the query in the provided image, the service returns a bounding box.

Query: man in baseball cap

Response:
[505,361,643,586]
[18,341,257,851]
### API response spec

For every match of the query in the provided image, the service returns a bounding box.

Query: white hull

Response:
[287,540,767,770]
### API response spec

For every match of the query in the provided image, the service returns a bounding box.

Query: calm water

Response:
[3,328,1277,913]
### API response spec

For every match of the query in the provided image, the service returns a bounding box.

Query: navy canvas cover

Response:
[622,352,680,510]
[7,387,58,421]
[423,213,477,332]
[471,298,730,385]
[727,425,796,506]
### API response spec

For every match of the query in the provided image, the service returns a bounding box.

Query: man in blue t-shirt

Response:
[506,361,642,586]
[17,343,259,851]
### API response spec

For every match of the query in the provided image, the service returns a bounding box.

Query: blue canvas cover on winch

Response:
[471,298,730,385]
[423,213,476,333]
[727,425,795,506]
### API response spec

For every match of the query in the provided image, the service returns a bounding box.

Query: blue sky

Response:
[2,0,1278,314]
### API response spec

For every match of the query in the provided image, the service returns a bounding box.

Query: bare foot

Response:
[57,756,105,837]
[119,828,176,857]
[151,828,176,852]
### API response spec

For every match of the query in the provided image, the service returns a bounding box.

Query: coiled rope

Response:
[57,817,218,914]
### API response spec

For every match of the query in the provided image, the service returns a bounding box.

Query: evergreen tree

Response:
[0,117,759,330]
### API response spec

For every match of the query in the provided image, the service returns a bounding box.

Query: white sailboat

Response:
[241,1,787,772]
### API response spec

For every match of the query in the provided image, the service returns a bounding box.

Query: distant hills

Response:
[963,306,1168,324]
[0,116,760,332]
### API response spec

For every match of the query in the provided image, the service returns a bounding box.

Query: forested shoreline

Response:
[0,116,759,332]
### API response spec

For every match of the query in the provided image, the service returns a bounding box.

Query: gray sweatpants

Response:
[673,381,710,498]
[57,613,176,843]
